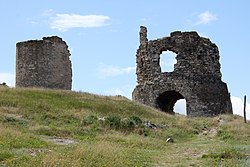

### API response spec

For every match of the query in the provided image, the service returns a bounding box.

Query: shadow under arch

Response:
[156,90,185,114]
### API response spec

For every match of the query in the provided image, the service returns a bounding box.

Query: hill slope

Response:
[0,87,249,166]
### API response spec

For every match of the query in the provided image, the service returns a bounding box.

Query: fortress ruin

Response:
[16,36,72,90]
[132,26,233,116]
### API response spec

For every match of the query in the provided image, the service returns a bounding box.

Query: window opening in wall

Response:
[160,51,177,72]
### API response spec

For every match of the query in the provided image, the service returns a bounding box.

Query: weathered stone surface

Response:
[132,26,233,117]
[16,36,72,90]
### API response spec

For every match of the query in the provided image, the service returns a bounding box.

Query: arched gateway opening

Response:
[156,91,185,115]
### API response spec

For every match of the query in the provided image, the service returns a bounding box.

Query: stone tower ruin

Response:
[16,36,72,90]
[132,26,233,116]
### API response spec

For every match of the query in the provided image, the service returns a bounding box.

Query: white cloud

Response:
[50,14,110,32]
[42,9,55,17]
[0,73,15,87]
[231,96,250,120]
[30,21,39,25]
[97,63,135,79]
[195,11,217,25]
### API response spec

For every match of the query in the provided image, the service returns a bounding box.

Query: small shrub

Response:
[124,119,136,129]
[82,115,98,125]
[121,116,143,130]
[105,115,144,131]
[129,116,142,125]
[106,114,122,129]
[138,127,150,136]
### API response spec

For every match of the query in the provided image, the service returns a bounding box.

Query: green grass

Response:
[0,87,249,166]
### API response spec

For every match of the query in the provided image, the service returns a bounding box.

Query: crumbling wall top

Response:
[16,36,67,47]
[136,26,222,85]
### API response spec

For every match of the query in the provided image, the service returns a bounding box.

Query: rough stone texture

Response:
[16,36,72,90]
[132,26,233,117]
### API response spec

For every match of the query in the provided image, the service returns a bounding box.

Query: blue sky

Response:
[0,0,249,118]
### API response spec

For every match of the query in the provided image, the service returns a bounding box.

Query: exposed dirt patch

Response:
[200,117,225,137]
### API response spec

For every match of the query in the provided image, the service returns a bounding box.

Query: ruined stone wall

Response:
[16,36,72,90]
[133,26,233,116]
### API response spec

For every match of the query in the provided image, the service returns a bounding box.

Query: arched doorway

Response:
[156,91,185,114]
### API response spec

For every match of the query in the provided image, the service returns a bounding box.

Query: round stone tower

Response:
[16,36,72,90]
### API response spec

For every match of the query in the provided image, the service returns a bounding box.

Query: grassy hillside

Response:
[0,87,249,166]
